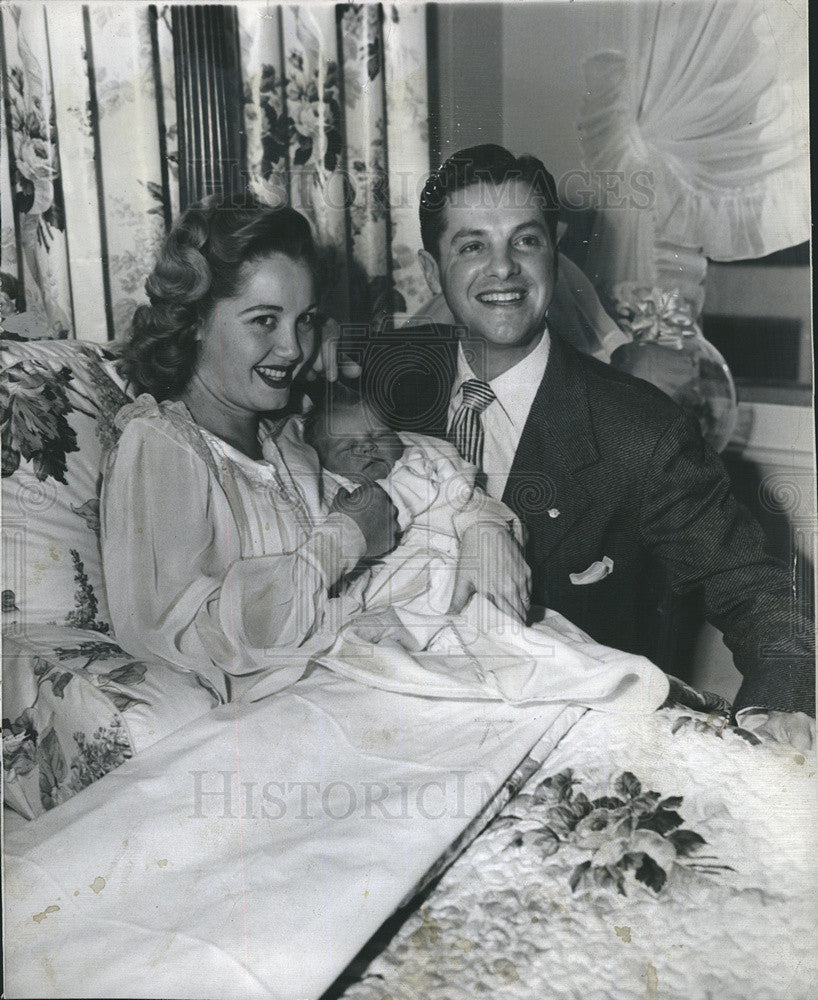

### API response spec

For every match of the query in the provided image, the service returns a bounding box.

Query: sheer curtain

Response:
[577,0,809,314]
[0,3,431,342]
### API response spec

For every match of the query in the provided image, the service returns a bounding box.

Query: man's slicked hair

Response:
[419,144,560,259]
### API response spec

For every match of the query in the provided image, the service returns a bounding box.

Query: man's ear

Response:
[418,249,442,295]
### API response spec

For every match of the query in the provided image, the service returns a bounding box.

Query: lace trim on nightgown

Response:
[111,394,222,481]
[111,394,315,537]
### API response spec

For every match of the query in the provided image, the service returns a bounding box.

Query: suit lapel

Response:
[503,336,600,563]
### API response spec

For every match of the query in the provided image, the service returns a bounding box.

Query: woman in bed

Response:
[101,194,528,702]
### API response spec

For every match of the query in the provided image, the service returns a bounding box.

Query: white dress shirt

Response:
[448,329,551,500]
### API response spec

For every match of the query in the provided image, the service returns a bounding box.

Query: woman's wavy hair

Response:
[123,193,321,399]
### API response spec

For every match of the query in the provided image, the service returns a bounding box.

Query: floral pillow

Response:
[1,339,223,820]
[3,624,219,820]
[0,338,132,632]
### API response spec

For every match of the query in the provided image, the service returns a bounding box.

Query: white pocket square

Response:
[569,556,614,586]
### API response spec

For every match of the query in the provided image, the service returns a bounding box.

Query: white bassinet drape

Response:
[577,0,809,313]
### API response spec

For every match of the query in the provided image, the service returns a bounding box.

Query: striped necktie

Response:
[448,378,495,470]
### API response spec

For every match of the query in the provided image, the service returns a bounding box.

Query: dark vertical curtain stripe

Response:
[425,4,441,171]
[172,5,245,207]
[171,8,190,209]
[0,16,27,311]
[187,10,204,200]
[222,9,246,191]
[198,6,214,185]
[147,5,173,232]
[204,7,223,186]
[80,7,114,338]
[374,4,395,317]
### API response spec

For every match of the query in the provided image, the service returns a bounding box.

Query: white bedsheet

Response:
[4,668,587,999]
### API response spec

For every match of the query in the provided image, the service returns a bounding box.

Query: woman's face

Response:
[193,252,317,415]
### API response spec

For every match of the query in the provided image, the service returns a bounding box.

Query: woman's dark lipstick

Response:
[254,363,296,388]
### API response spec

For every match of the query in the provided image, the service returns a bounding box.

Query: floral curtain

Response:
[238,2,430,321]
[576,0,810,315]
[1,2,432,343]
[1,4,175,342]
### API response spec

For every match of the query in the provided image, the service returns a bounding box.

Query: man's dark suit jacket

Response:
[359,325,815,717]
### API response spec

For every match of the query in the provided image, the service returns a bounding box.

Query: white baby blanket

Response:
[312,596,669,711]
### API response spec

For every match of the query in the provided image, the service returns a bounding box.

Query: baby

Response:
[293,382,524,618]
[271,384,668,712]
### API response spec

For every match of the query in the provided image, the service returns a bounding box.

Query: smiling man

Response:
[418,174,557,381]
[364,143,815,748]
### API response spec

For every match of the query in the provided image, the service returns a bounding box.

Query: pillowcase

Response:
[3,624,219,820]
[1,338,133,633]
[1,339,221,820]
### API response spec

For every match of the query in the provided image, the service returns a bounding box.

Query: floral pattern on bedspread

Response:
[496,767,727,898]
[338,704,818,1000]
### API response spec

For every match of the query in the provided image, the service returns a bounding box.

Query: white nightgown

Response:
[100,395,367,701]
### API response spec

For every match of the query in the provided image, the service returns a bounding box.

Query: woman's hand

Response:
[306,315,363,382]
[449,522,532,623]
[330,483,400,559]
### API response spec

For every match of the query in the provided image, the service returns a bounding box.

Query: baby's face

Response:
[313,404,404,483]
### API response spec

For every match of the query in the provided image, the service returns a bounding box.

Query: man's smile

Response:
[419,178,558,376]
[475,289,528,305]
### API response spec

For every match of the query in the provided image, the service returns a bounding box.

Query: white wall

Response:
[433,4,504,157]
[501,1,607,182]
[433,1,628,173]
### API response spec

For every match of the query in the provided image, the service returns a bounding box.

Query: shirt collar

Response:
[454,327,551,430]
